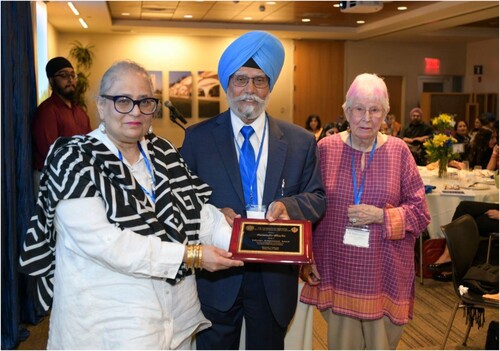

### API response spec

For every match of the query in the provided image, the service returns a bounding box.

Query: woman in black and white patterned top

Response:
[19,60,243,349]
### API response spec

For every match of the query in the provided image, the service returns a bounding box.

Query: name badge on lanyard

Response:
[344,226,370,248]
[343,134,377,249]
[246,204,267,219]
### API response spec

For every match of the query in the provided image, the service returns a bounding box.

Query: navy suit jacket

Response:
[181,110,325,327]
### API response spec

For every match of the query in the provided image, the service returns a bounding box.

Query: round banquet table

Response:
[418,166,499,239]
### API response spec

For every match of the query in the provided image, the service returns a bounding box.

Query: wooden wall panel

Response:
[381,75,403,123]
[421,93,472,123]
[293,40,344,129]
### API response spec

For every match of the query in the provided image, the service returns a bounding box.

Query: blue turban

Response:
[218,31,285,93]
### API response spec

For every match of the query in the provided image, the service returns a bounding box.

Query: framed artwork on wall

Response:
[149,70,163,119]
[197,71,220,118]
[168,71,192,118]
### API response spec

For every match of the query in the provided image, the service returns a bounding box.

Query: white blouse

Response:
[47,130,231,349]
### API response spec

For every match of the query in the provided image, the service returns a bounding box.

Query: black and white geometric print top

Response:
[19,133,212,311]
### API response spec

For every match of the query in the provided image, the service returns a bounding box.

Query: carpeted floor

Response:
[16,278,499,350]
[311,277,499,350]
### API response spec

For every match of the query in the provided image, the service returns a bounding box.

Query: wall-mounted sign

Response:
[424,58,440,75]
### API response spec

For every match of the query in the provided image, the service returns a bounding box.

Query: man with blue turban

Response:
[181,31,325,349]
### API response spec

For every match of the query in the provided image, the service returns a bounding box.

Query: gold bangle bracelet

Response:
[185,244,203,270]
[195,245,203,269]
[186,245,195,269]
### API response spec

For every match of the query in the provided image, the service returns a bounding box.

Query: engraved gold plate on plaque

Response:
[229,218,312,264]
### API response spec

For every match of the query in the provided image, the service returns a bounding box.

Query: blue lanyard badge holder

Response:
[237,119,268,219]
[118,142,156,203]
[343,135,377,249]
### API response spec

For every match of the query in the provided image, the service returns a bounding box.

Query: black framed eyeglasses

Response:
[101,95,159,115]
[231,75,269,88]
[53,72,77,80]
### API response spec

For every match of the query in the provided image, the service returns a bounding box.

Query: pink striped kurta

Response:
[301,134,430,325]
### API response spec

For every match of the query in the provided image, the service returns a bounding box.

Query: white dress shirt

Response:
[231,111,269,206]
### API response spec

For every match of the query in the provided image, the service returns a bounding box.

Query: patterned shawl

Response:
[19,133,211,311]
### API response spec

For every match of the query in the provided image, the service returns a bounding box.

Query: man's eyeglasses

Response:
[350,105,384,118]
[231,75,269,88]
[53,72,77,80]
[101,95,159,115]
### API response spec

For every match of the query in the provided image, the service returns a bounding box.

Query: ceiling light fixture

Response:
[184,15,193,18]
[78,18,88,29]
[243,16,253,20]
[67,2,79,16]
[302,18,311,23]
[121,12,130,16]
[397,6,408,11]
[356,20,365,24]
[266,1,276,5]
[333,3,340,8]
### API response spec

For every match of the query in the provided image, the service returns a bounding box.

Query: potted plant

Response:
[68,40,95,111]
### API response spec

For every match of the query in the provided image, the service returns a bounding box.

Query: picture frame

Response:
[197,71,220,118]
[148,70,163,119]
[168,71,192,118]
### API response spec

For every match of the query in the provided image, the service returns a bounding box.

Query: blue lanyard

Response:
[350,134,377,205]
[235,117,267,203]
[118,142,156,203]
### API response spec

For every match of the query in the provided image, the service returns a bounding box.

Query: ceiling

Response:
[47,1,499,42]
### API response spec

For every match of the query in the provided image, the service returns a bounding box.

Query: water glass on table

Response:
[473,165,483,182]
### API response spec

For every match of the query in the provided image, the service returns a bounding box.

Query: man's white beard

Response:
[228,93,270,121]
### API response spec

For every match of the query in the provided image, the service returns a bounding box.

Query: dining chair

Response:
[486,232,499,264]
[440,214,499,349]
[419,234,423,284]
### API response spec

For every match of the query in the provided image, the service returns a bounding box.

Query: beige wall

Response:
[56,33,294,147]
[50,33,498,145]
[464,38,499,95]
[345,39,499,125]
[47,23,58,60]
[345,40,468,126]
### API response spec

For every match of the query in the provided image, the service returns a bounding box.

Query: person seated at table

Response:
[386,113,401,137]
[453,120,471,161]
[400,107,433,166]
[318,122,335,141]
[428,201,499,281]
[305,114,323,141]
[379,120,389,134]
[469,123,498,170]
[469,117,482,142]
[482,112,498,131]
[334,114,349,133]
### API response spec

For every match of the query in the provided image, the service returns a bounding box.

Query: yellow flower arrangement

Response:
[424,113,458,177]
[431,113,455,132]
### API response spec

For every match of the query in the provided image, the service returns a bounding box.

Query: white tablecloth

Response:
[419,167,499,239]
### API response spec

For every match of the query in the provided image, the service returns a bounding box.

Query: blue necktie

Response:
[239,126,257,205]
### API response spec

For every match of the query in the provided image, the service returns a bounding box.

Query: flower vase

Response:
[438,157,448,178]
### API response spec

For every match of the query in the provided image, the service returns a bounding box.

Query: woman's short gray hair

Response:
[342,73,390,113]
[98,60,154,98]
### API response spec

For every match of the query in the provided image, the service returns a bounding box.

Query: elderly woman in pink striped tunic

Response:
[300,73,430,350]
